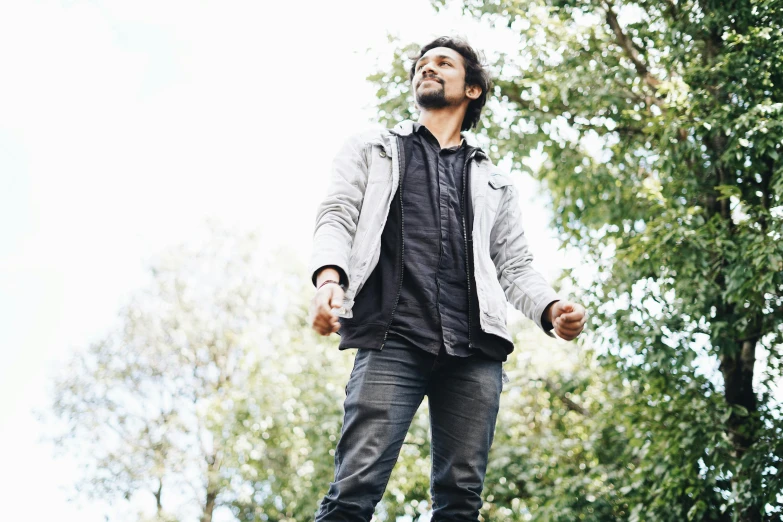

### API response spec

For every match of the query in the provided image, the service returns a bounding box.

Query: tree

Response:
[44,226,337,522]
[221,285,354,521]
[371,1,782,520]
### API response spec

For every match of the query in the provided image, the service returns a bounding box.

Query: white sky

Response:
[0,1,569,520]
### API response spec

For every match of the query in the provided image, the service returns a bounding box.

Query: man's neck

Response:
[417,110,464,149]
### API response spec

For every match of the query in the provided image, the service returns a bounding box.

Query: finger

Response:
[314,319,332,335]
[324,310,339,321]
[556,324,581,341]
[313,323,326,335]
[315,315,331,332]
[556,318,584,330]
[555,317,584,331]
[325,315,340,333]
[320,314,339,329]
[317,312,337,328]
[558,311,584,323]
[555,323,581,338]
[556,324,584,336]
[554,317,575,329]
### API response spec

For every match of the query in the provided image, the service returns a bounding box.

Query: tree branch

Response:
[543,378,591,417]
[663,0,679,19]
[607,58,666,110]
[566,113,644,136]
[604,1,663,92]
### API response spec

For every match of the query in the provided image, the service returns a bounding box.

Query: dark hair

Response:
[408,36,492,132]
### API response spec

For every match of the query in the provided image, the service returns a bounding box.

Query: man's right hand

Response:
[309,283,344,336]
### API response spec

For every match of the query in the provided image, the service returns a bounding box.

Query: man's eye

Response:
[441,62,451,66]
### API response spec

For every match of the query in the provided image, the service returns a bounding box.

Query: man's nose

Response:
[421,62,437,76]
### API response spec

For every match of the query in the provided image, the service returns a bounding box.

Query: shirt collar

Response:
[412,122,466,150]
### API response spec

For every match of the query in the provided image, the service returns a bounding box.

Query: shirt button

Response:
[379,150,387,158]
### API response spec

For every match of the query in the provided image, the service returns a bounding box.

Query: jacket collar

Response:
[388,119,488,159]
[391,120,416,136]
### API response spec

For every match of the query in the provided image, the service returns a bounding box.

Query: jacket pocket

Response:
[367,145,393,184]
[486,174,511,216]
[488,173,511,189]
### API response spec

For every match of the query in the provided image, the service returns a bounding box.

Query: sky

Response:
[0,1,569,520]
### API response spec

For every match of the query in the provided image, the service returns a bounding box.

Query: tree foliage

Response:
[370,0,783,520]
[44,228,352,522]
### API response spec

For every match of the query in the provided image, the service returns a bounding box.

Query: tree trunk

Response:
[155,478,163,515]
[201,489,217,522]
[201,451,220,522]
[720,336,762,522]
[703,22,764,510]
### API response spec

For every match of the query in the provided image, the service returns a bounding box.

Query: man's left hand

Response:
[546,301,587,341]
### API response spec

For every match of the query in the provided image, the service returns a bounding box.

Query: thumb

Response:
[562,302,574,313]
[330,289,344,308]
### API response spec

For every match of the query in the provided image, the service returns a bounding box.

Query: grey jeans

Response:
[314,338,503,521]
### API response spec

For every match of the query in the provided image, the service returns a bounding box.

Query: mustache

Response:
[418,75,443,87]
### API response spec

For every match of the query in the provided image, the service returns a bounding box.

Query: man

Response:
[308,36,587,521]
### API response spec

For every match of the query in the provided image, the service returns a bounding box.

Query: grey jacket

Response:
[309,120,561,343]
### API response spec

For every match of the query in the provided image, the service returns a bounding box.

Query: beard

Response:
[415,79,450,109]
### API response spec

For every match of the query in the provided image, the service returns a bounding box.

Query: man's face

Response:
[412,46,477,110]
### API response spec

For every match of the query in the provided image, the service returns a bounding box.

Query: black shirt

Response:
[384,124,512,359]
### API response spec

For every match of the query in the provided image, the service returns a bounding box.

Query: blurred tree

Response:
[221,278,353,521]
[44,226,338,522]
[370,0,782,520]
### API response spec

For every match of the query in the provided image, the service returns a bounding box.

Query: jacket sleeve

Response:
[308,134,370,290]
[489,182,562,336]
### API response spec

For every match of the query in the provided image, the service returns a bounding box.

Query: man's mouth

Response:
[420,77,441,86]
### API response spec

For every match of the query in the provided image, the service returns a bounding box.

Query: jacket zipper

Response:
[463,149,479,349]
[381,137,406,349]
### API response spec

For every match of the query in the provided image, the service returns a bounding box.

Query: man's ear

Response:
[465,84,482,101]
